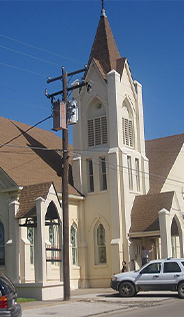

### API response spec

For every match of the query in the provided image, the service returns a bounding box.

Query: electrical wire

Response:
[0,61,46,77]
[0,115,52,149]
[70,149,184,187]
[0,139,183,189]
[0,33,83,66]
[0,44,61,67]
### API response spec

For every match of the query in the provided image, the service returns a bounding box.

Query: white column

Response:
[159,208,172,258]
[35,197,46,284]
[7,199,20,283]
[78,201,89,288]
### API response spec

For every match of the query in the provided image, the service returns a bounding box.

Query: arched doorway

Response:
[171,216,183,258]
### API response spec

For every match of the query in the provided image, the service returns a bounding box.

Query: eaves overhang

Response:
[129,230,160,239]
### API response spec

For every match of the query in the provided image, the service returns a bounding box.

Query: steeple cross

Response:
[101,0,106,17]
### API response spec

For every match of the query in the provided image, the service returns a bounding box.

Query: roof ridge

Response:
[146,132,184,143]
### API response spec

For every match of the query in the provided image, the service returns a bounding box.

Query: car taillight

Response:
[0,296,8,309]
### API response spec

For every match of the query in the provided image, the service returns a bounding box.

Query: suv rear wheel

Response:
[119,281,135,297]
[178,282,184,299]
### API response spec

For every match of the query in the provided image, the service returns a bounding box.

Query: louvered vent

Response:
[95,118,101,145]
[88,116,108,147]
[88,119,94,147]
[129,121,133,147]
[122,117,133,147]
[101,116,107,144]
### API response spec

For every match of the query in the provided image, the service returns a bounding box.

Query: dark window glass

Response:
[164,262,181,273]
[0,222,5,266]
[141,263,161,274]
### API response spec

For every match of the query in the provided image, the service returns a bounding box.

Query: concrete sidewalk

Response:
[21,288,178,316]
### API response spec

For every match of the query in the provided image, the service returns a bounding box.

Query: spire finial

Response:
[101,0,107,17]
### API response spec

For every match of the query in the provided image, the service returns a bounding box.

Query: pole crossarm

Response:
[45,65,90,302]
[47,66,88,84]
[45,81,89,99]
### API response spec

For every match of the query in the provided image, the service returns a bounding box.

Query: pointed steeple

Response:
[88,2,121,78]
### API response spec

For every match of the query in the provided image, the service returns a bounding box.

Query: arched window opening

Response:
[95,223,107,265]
[122,100,134,148]
[171,218,179,258]
[49,225,59,265]
[0,222,5,266]
[71,224,78,265]
[27,227,34,264]
[87,100,107,147]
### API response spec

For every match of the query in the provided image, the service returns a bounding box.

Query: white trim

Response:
[129,231,160,238]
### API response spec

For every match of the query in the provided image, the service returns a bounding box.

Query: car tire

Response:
[119,281,135,297]
[178,282,184,298]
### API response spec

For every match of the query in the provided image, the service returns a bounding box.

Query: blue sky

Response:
[0,0,184,144]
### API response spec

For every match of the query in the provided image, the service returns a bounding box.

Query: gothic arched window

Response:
[122,100,134,148]
[71,224,78,265]
[0,222,5,266]
[27,226,34,264]
[95,223,107,265]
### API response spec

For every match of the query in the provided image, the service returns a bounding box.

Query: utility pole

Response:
[62,68,70,301]
[45,66,90,301]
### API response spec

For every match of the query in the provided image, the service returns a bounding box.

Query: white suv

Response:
[111,258,184,298]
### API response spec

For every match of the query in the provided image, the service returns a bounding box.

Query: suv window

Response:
[141,263,161,274]
[164,262,181,273]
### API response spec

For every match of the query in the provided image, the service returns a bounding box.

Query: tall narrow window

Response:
[135,158,140,192]
[95,224,107,265]
[100,157,107,191]
[27,227,34,265]
[49,225,56,264]
[127,156,133,190]
[122,118,133,147]
[88,159,94,192]
[0,222,5,266]
[71,225,78,265]
[88,116,107,147]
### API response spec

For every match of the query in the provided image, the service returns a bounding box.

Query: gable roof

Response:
[16,182,53,219]
[0,116,81,197]
[88,14,121,79]
[146,133,184,194]
[130,191,174,235]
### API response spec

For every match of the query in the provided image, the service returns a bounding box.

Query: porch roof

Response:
[130,191,174,234]
[16,182,53,219]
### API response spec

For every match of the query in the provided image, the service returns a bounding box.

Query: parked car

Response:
[111,258,184,298]
[0,273,22,316]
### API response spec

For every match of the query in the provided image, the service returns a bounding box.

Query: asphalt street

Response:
[21,289,180,317]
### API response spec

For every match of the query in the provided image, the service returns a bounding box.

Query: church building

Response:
[0,4,184,300]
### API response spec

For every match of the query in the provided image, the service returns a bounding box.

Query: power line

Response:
[0,115,52,149]
[0,61,46,77]
[70,149,184,187]
[0,85,45,101]
[0,44,61,67]
[0,33,83,66]
[0,142,183,192]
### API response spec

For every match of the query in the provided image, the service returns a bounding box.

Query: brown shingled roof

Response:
[0,116,81,197]
[88,14,121,78]
[130,191,174,234]
[17,182,52,219]
[146,134,184,194]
